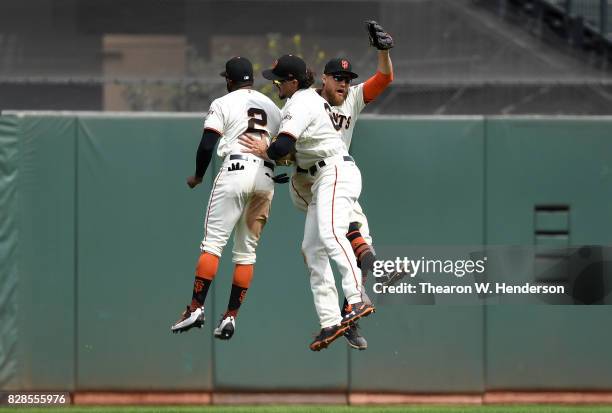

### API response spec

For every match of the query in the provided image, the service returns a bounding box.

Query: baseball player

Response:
[288,20,395,350]
[171,56,283,340]
[240,54,374,351]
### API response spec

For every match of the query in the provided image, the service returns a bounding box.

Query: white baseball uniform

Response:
[280,87,363,329]
[289,83,372,244]
[200,88,281,264]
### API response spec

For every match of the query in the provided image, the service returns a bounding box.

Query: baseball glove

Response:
[365,20,394,50]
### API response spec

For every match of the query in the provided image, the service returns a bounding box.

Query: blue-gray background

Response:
[1,114,611,392]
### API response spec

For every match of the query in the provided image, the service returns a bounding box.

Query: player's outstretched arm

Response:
[187,128,221,189]
[363,20,394,104]
[239,133,294,185]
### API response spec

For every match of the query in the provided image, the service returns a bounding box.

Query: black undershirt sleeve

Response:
[266,133,296,160]
[195,129,222,178]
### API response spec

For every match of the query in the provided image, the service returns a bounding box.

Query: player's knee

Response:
[232,244,256,264]
[302,239,326,260]
[301,238,313,255]
[200,242,223,258]
[295,201,308,213]
[318,231,340,253]
[232,254,256,265]
[301,231,316,250]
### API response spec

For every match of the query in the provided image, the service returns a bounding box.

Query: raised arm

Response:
[363,21,395,103]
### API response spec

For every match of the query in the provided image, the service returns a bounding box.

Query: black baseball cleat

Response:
[344,322,367,350]
[213,315,236,340]
[380,269,407,286]
[341,301,375,326]
[309,324,349,351]
[171,305,205,333]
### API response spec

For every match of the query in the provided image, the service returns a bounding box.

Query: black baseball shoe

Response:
[171,305,205,333]
[344,322,367,350]
[309,324,349,351]
[213,315,236,340]
[341,301,375,326]
[380,268,407,286]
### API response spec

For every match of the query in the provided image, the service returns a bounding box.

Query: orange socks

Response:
[232,264,254,288]
[190,252,219,310]
[346,226,372,265]
[196,252,220,279]
[190,255,254,318]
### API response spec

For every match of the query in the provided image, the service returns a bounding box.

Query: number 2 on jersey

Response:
[246,108,267,133]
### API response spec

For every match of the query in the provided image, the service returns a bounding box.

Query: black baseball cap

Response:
[262,54,307,82]
[324,57,359,79]
[220,56,253,82]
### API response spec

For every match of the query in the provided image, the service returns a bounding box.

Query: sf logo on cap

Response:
[341,60,349,69]
[272,60,278,69]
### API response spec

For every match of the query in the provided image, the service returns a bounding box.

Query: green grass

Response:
[2,406,612,413]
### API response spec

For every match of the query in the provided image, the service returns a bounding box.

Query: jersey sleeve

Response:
[363,71,393,104]
[347,83,367,117]
[278,98,313,140]
[203,99,225,135]
[267,105,282,137]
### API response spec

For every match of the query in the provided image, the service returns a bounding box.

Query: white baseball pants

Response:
[301,157,363,328]
[290,168,372,245]
[200,155,274,264]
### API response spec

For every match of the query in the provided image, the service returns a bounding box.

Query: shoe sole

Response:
[171,318,205,334]
[309,325,349,352]
[214,328,234,340]
[341,306,375,327]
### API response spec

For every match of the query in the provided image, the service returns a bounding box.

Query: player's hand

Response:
[239,133,271,160]
[186,175,203,189]
[365,20,394,50]
[267,172,289,184]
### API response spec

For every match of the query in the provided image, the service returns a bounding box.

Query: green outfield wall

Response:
[1,113,611,393]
